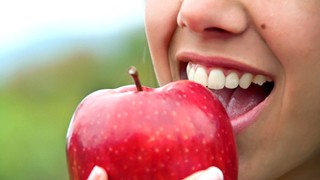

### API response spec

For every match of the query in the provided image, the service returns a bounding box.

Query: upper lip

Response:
[176,51,273,77]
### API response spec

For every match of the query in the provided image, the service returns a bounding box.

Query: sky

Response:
[0,0,145,47]
[0,0,145,83]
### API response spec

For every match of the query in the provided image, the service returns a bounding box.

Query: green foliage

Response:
[0,27,157,179]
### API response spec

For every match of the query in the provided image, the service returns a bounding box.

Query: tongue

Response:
[211,84,270,119]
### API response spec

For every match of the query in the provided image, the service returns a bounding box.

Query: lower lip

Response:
[230,90,272,135]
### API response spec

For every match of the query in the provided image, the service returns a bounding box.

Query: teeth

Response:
[186,63,191,76]
[194,66,208,87]
[225,72,239,89]
[186,63,272,90]
[239,73,253,89]
[252,75,266,85]
[208,69,225,89]
[188,65,195,81]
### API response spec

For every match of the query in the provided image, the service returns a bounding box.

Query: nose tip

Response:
[177,0,248,35]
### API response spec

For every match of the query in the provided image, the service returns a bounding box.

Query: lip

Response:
[176,51,274,135]
[230,91,272,134]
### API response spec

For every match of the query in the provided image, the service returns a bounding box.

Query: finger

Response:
[183,170,206,180]
[87,166,108,180]
[197,167,224,180]
[183,167,224,180]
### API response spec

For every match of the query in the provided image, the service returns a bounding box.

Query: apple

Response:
[66,66,238,180]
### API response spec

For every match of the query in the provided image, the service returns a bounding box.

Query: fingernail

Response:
[197,167,224,180]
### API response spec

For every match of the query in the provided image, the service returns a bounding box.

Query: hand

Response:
[183,167,224,180]
[87,166,223,180]
[87,166,108,180]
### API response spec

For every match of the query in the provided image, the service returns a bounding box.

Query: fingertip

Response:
[87,166,108,180]
[207,167,224,180]
[197,166,224,180]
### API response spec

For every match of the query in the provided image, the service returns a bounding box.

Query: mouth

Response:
[178,56,274,134]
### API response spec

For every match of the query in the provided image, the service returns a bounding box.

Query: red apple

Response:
[66,67,238,180]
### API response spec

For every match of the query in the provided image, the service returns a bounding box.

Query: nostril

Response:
[204,27,228,33]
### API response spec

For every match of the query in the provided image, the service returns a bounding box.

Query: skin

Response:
[88,166,108,180]
[144,0,320,179]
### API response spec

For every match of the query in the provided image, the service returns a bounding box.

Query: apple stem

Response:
[128,66,143,92]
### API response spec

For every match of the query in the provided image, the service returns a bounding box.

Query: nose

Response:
[177,0,248,35]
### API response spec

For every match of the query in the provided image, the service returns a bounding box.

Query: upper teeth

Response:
[186,63,272,90]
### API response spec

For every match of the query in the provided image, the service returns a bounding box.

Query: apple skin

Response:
[66,80,238,180]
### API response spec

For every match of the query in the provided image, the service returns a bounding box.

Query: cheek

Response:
[260,0,320,154]
[145,0,182,85]
[266,3,320,92]
[245,0,320,162]
[296,0,320,15]
[254,1,320,116]
[249,1,320,77]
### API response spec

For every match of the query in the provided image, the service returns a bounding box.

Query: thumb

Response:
[87,166,108,180]
[197,167,224,180]
[184,166,224,180]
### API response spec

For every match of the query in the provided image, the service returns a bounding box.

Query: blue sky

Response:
[0,0,145,83]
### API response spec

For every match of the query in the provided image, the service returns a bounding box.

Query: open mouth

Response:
[180,61,274,134]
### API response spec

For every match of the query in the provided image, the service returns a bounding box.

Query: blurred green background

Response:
[0,1,157,179]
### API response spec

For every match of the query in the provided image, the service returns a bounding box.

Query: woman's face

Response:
[145,0,320,179]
